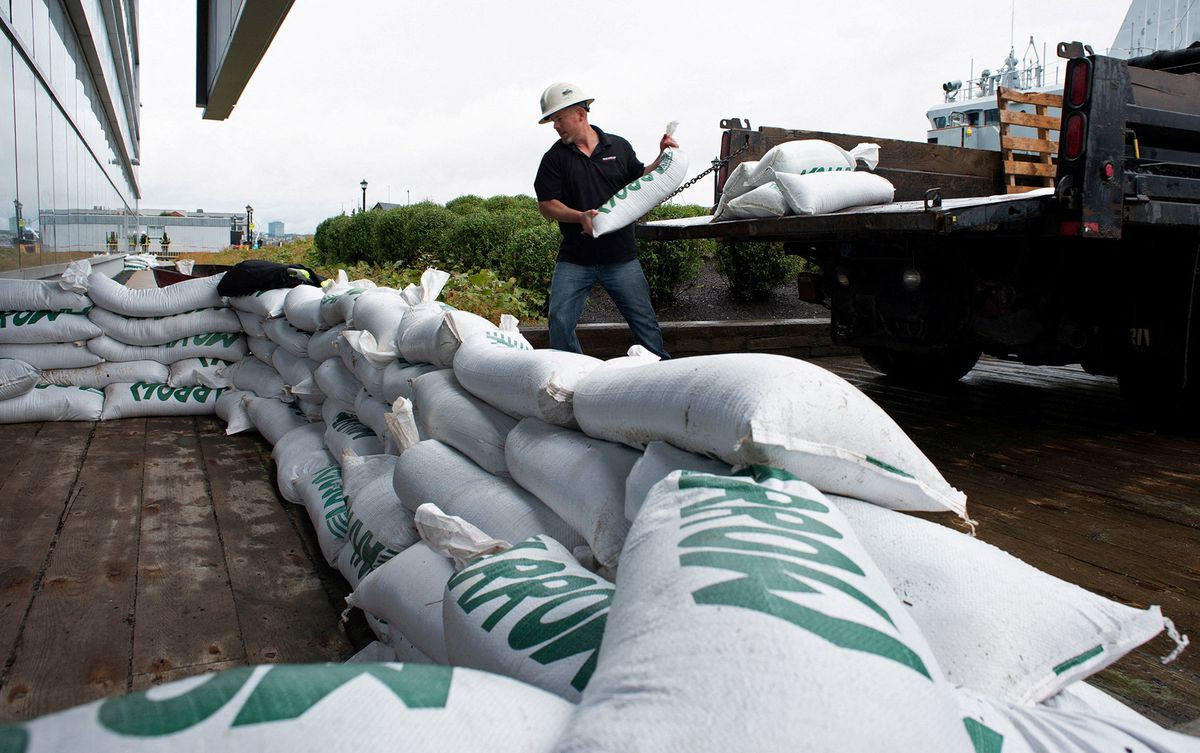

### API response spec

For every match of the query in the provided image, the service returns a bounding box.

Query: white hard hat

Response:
[538,82,594,123]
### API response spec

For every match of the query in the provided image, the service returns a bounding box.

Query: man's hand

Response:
[579,209,599,236]
[659,134,680,151]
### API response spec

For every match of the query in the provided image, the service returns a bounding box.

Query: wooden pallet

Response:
[997,86,1062,193]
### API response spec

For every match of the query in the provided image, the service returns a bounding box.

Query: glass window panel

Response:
[14,58,43,267]
[64,117,75,253]
[52,104,68,257]
[10,1,33,49]
[36,86,55,259]
[1,37,18,271]
[32,0,49,71]
[47,0,68,102]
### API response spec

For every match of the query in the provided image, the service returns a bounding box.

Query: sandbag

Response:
[247,335,278,364]
[2,663,574,753]
[88,332,248,364]
[0,384,104,423]
[41,360,170,388]
[398,307,494,369]
[272,422,333,504]
[215,389,253,434]
[558,467,972,753]
[832,495,1182,704]
[354,388,398,453]
[410,369,517,476]
[624,440,732,524]
[719,159,759,200]
[0,358,39,400]
[0,342,103,369]
[87,306,240,346]
[453,324,601,428]
[505,418,638,567]
[226,287,289,318]
[774,169,896,215]
[0,278,91,313]
[244,395,310,445]
[261,316,310,358]
[349,288,411,363]
[747,139,880,188]
[444,535,614,701]
[283,283,326,333]
[271,348,319,394]
[379,360,439,403]
[337,454,418,582]
[234,309,267,338]
[295,463,351,566]
[724,181,790,219]
[320,275,376,327]
[313,357,362,406]
[346,541,454,663]
[307,323,348,362]
[323,405,384,459]
[167,357,230,387]
[214,357,290,401]
[101,383,224,419]
[572,353,967,517]
[0,310,101,344]
[392,440,583,550]
[591,147,689,238]
[86,270,224,316]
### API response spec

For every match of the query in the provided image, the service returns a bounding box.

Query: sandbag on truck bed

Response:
[87,270,224,317]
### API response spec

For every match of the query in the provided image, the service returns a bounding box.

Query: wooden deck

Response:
[0,355,1197,730]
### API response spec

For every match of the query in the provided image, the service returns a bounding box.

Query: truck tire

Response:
[861,345,982,387]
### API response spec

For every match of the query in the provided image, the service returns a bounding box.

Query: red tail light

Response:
[1066,59,1091,108]
[1064,112,1087,159]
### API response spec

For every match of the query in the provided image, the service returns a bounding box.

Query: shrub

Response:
[339,210,382,264]
[445,194,487,216]
[714,241,794,302]
[497,223,559,312]
[634,203,712,304]
[484,194,539,214]
[444,210,532,272]
[313,214,350,264]
[400,204,462,268]
[372,207,412,265]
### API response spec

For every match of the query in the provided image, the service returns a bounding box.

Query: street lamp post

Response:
[245,205,253,247]
[360,179,368,213]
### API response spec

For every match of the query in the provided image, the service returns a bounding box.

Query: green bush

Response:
[635,203,712,304]
[372,207,411,265]
[715,241,794,302]
[497,223,559,312]
[445,194,487,216]
[313,214,351,264]
[444,210,540,273]
[339,210,382,264]
[399,204,461,268]
[484,194,539,214]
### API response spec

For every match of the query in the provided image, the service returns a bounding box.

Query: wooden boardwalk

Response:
[0,355,1197,730]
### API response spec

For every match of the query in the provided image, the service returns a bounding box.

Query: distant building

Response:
[268,221,284,237]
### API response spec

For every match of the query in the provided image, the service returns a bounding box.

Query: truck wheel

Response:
[861,346,982,386]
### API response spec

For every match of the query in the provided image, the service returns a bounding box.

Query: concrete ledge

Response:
[519,318,855,360]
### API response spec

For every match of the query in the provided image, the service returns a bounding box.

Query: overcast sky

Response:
[137,1,1132,233]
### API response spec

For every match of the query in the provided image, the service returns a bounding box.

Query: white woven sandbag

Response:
[227,287,290,318]
[726,180,790,219]
[591,147,689,238]
[954,685,1197,753]
[453,324,602,428]
[283,283,326,332]
[354,388,398,453]
[40,360,170,388]
[624,440,732,523]
[774,169,896,215]
[399,308,494,369]
[573,353,966,516]
[215,389,253,434]
[272,422,333,503]
[0,310,101,344]
[167,357,230,387]
[246,335,277,364]
[392,440,584,550]
[0,384,103,423]
[831,495,1182,704]
[505,418,638,567]
[11,662,574,753]
[244,395,310,445]
[261,316,310,358]
[379,360,439,403]
[344,343,386,395]
[313,357,362,406]
[295,397,324,421]
[320,275,376,327]
[410,369,517,476]
[307,323,348,362]
[324,404,384,459]
[88,332,248,364]
[86,270,224,317]
[87,306,241,346]
[444,535,614,702]
[1040,681,1155,725]
[559,468,972,753]
[100,383,224,419]
[0,358,39,400]
[0,278,91,313]
[271,348,319,394]
[337,454,419,582]
[349,288,411,363]
[346,541,454,663]
[234,309,266,337]
[720,160,759,200]
[0,342,103,369]
[213,356,289,401]
[748,139,880,188]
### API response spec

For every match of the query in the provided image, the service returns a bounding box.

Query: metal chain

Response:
[663,134,753,202]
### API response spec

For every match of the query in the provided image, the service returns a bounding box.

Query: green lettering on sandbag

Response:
[485,332,532,351]
[346,517,386,577]
[865,456,914,479]
[963,718,1005,753]
[156,385,176,401]
[510,586,613,691]
[454,562,596,632]
[193,386,214,403]
[0,726,29,753]
[1053,644,1103,675]
[232,664,451,726]
[174,386,197,403]
[98,666,254,736]
[332,412,376,440]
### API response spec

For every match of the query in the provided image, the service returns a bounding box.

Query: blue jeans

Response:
[548,259,670,359]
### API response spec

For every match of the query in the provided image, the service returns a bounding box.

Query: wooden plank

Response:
[1129,67,1200,116]
[1006,185,1045,194]
[131,659,241,693]
[998,86,1064,108]
[0,423,42,480]
[199,427,355,666]
[131,417,244,680]
[0,419,146,722]
[999,109,1062,131]
[1000,134,1058,154]
[1003,160,1058,177]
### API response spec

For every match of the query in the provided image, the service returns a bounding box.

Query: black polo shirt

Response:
[534,126,644,265]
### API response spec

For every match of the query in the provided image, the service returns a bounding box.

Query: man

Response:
[534,82,677,359]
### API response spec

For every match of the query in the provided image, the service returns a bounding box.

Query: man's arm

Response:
[641,133,681,177]
[538,199,599,237]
